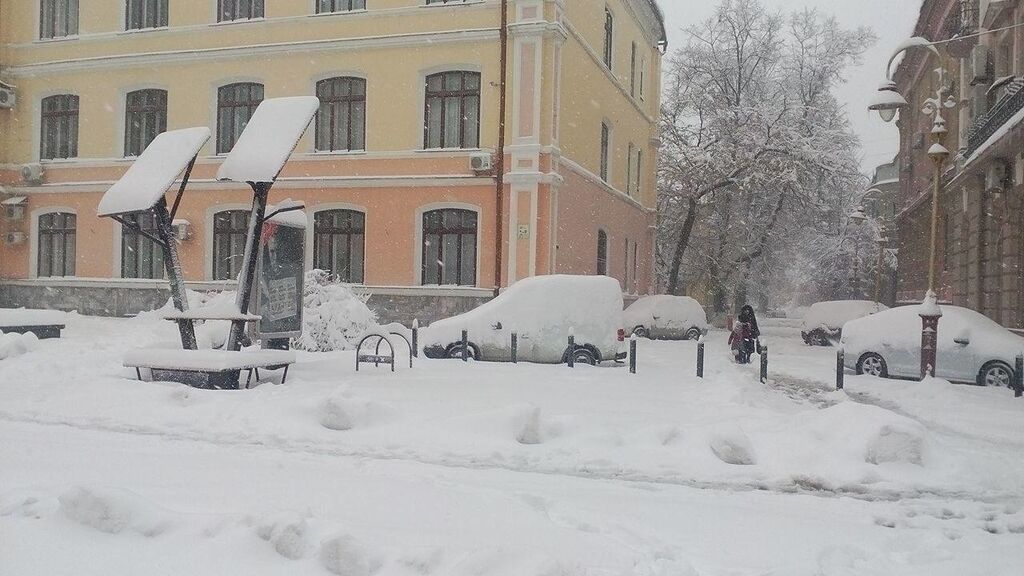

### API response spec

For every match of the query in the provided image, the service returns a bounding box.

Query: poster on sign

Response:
[253,212,306,342]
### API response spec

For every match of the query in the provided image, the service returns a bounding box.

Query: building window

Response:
[314,210,365,283]
[122,212,165,279]
[597,229,608,276]
[600,122,610,182]
[40,0,78,39]
[422,208,477,286]
[317,0,364,12]
[639,56,646,100]
[425,0,470,4]
[124,89,167,157]
[626,143,635,195]
[217,83,263,154]
[218,0,263,21]
[632,241,639,292]
[125,0,167,30]
[424,71,481,150]
[635,149,642,195]
[603,8,614,70]
[630,42,637,96]
[315,77,366,152]
[40,94,79,160]
[212,210,250,281]
[37,212,76,277]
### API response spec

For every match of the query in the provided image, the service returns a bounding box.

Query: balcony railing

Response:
[967,78,1024,156]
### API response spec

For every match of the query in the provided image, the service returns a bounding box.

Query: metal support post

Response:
[837,348,845,390]
[697,340,705,378]
[461,329,469,362]
[227,183,271,352]
[1015,354,1023,398]
[567,330,575,368]
[629,335,637,374]
[411,319,419,358]
[153,197,197,350]
[759,343,768,384]
[511,332,518,363]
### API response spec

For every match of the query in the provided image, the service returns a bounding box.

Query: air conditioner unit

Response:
[0,85,15,109]
[971,45,991,85]
[985,159,1009,193]
[172,219,191,241]
[5,231,26,246]
[21,163,44,185]
[470,152,493,172]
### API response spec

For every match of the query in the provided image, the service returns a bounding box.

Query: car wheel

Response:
[564,346,598,366]
[684,327,703,341]
[446,342,479,361]
[857,353,888,378]
[632,326,650,339]
[978,361,1013,387]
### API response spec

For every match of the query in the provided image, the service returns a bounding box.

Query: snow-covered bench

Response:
[0,309,68,339]
[124,349,295,389]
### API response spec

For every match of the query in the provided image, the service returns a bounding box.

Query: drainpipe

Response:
[494,0,508,297]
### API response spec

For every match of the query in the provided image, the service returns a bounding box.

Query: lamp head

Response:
[849,207,868,225]
[868,81,908,123]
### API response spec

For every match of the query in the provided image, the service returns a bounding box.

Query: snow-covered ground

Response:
[3,314,1024,575]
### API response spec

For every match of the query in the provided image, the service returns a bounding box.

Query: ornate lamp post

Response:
[849,206,868,299]
[874,226,889,305]
[868,37,957,379]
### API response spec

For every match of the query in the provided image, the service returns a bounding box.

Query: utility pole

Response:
[493,0,508,297]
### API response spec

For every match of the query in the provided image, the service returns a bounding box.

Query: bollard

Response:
[836,348,845,391]
[411,319,419,358]
[697,339,705,378]
[759,342,768,384]
[1016,354,1023,398]
[567,328,575,368]
[629,334,637,374]
[511,332,518,363]
[461,329,469,362]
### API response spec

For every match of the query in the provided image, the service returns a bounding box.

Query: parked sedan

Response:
[623,295,709,340]
[801,300,887,346]
[840,304,1024,386]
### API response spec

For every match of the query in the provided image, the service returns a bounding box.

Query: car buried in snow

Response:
[840,304,1024,386]
[421,275,627,365]
[801,300,887,346]
[622,295,709,340]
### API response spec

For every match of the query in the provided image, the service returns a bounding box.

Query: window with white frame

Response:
[40,0,78,39]
[217,82,263,154]
[626,143,635,196]
[630,42,637,97]
[315,77,366,152]
[212,210,250,281]
[37,212,76,277]
[317,0,365,13]
[600,122,610,182]
[218,0,263,22]
[603,8,614,70]
[122,212,165,279]
[40,94,79,160]
[125,0,167,30]
[124,89,167,157]
[422,209,477,286]
[314,210,365,283]
[424,71,481,149]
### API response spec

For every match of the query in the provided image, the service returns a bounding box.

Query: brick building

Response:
[894,0,1024,330]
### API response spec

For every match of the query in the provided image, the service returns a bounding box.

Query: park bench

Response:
[0,309,67,339]
[124,348,295,390]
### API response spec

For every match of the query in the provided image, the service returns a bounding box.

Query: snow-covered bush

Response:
[294,270,378,352]
[0,330,40,360]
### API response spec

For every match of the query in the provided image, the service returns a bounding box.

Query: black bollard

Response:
[411,319,419,358]
[511,332,518,363]
[567,330,575,368]
[697,340,705,378]
[461,329,469,362]
[629,335,637,374]
[759,342,768,384]
[1016,354,1023,398]
[836,348,845,391]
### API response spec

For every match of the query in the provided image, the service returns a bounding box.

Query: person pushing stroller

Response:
[728,305,761,364]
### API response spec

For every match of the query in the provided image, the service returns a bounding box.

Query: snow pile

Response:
[802,300,886,332]
[255,512,309,560]
[319,388,394,431]
[0,330,40,360]
[708,425,757,465]
[319,534,381,576]
[137,289,240,349]
[294,270,378,352]
[865,424,925,466]
[58,486,171,537]
[0,308,68,328]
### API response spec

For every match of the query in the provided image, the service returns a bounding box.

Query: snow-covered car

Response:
[422,275,626,365]
[840,305,1024,386]
[622,295,708,340]
[801,300,887,346]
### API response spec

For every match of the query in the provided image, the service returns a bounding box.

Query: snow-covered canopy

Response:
[267,199,307,229]
[216,97,319,184]
[97,128,211,217]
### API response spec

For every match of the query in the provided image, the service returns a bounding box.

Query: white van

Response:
[421,275,627,364]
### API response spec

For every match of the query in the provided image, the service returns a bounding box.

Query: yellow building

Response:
[0,0,665,322]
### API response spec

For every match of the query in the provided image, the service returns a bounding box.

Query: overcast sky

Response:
[659,0,923,175]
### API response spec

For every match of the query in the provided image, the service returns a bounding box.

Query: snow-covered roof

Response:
[97,128,211,218]
[216,97,319,185]
[1,196,27,206]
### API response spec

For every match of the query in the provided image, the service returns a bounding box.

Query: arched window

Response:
[40,0,78,39]
[422,208,477,286]
[314,209,365,283]
[125,0,167,30]
[217,83,264,154]
[38,212,76,277]
[124,89,167,157]
[315,77,366,152]
[122,212,164,279]
[212,210,250,281]
[596,229,608,276]
[40,94,79,160]
[603,8,614,70]
[424,71,480,149]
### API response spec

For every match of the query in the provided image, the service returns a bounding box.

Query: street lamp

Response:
[869,36,955,379]
[874,227,889,305]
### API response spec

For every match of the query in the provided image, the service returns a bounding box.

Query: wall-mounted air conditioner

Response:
[470,152,493,172]
[2,196,27,221]
[21,164,44,185]
[5,231,26,246]
[0,84,15,109]
[172,219,191,241]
